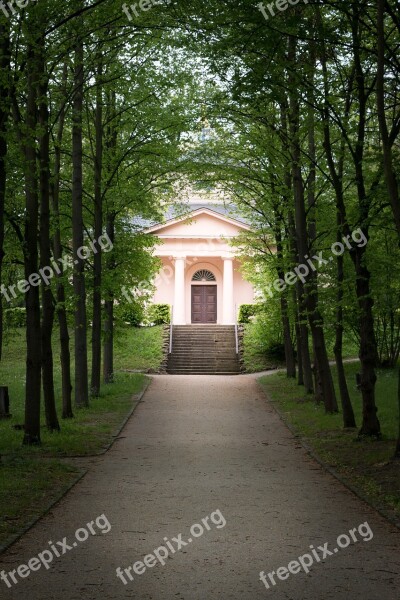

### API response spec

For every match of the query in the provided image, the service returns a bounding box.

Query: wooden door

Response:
[191,285,217,323]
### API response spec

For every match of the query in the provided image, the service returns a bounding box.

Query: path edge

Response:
[256,379,400,532]
[0,377,153,556]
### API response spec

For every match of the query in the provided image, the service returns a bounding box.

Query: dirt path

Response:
[1,375,399,599]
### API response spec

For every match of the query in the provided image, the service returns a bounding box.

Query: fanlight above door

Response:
[192,270,216,282]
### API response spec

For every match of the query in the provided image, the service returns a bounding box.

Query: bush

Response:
[4,307,26,328]
[116,303,144,326]
[264,342,286,362]
[146,304,171,325]
[238,303,262,324]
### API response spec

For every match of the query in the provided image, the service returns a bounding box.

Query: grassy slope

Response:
[242,323,359,373]
[259,362,400,522]
[0,325,163,548]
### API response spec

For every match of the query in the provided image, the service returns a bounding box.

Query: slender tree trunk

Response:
[319,9,379,430]
[288,35,335,405]
[23,38,42,445]
[377,0,400,455]
[334,223,356,428]
[0,19,10,362]
[103,213,115,384]
[38,38,59,432]
[91,58,104,397]
[350,10,380,435]
[281,295,296,378]
[376,0,400,235]
[72,32,89,408]
[51,62,73,419]
[275,226,296,378]
[295,315,303,385]
[297,284,314,394]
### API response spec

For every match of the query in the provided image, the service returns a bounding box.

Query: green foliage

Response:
[145,304,171,325]
[238,303,262,323]
[241,301,286,371]
[115,302,144,327]
[4,307,26,328]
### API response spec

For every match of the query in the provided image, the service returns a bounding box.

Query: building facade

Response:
[145,206,255,325]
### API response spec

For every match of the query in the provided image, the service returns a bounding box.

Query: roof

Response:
[144,207,252,235]
[136,203,250,231]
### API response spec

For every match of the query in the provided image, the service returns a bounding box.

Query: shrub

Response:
[145,304,171,325]
[4,307,26,328]
[264,342,286,362]
[238,303,262,324]
[116,303,144,326]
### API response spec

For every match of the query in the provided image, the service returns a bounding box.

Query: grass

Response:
[258,362,400,522]
[114,324,165,371]
[241,323,359,374]
[0,325,163,549]
[0,460,79,545]
[241,324,285,373]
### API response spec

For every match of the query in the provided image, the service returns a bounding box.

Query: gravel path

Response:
[1,374,399,600]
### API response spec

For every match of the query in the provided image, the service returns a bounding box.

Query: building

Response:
[144,200,256,325]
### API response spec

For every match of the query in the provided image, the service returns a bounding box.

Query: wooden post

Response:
[0,386,10,418]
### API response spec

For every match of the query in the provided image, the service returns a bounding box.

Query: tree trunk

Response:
[91,58,104,397]
[319,9,379,431]
[281,294,296,379]
[376,0,400,236]
[334,225,356,428]
[297,285,314,394]
[72,32,89,408]
[103,213,115,384]
[0,20,10,362]
[295,316,303,386]
[23,38,42,445]
[377,0,400,454]
[38,38,59,432]
[51,61,73,419]
[275,226,296,378]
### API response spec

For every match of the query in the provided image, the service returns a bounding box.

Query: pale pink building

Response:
[145,205,256,325]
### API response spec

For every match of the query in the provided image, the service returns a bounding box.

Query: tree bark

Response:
[275,226,296,378]
[334,223,356,428]
[377,0,400,455]
[72,31,89,408]
[38,36,59,432]
[288,34,335,409]
[23,37,42,445]
[91,58,104,397]
[51,61,73,419]
[0,19,10,362]
[319,6,380,433]
[103,213,115,384]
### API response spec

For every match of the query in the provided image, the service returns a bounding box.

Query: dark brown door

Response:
[191,285,217,323]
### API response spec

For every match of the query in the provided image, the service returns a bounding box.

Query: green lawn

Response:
[258,362,400,522]
[0,325,163,549]
[114,324,165,371]
[241,323,359,373]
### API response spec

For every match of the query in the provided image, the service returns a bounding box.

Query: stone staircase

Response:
[167,325,240,375]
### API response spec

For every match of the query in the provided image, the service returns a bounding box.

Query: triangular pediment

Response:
[144,208,251,237]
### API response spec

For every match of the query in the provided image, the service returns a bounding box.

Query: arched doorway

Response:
[191,269,217,323]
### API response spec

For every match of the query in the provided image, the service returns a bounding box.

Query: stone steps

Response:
[167,325,240,375]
